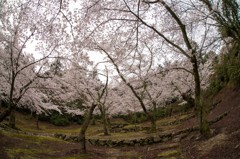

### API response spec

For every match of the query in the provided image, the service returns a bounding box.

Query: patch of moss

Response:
[124,124,140,129]
[89,131,149,140]
[19,124,81,135]
[164,157,177,159]
[156,116,177,126]
[105,148,140,158]
[6,148,36,159]
[1,130,64,144]
[157,149,181,158]
[86,125,103,136]
[58,154,92,159]
[6,147,60,159]
[122,151,140,157]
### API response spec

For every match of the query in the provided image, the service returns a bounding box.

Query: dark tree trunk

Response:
[99,107,109,136]
[0,74,16,123]
[9,109,16,128]
[149,117,156,132]
[138,99,156,132]
[36,115,39,130]
[0,109,11,122]
[103,114,109,136]
[153,102,157,120]
[192,55,210,136]
[79,104,97,153]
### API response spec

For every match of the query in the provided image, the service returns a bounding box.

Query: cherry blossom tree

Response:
[97,46,158,132]
[0,0,70,127]
[80,0,221,136]
[0,0,222,138]
[42,55,109,152]
[68,65,109,153]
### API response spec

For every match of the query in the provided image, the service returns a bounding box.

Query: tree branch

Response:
[122,0,190,58]
[15,44,58,76]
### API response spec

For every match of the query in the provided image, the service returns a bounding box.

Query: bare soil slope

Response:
[181,87,240,159]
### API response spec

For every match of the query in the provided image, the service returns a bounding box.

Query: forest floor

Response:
[0,87,240,159]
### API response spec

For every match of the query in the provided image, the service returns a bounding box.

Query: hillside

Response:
[0,87,239,159]
[1,0,240,158]
[180,87,240,158]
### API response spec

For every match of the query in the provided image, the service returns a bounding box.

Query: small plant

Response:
[50,114,70,126]
[76,117,84,125]
[91,117,96,125]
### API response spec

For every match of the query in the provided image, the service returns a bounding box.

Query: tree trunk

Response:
[36,115,39,130]
[169,105,173,117]
[150,117,156,132]
[103,115,109,136]
[8,101,16,128]
[103,49,156,132]
[0,100,14,123]
[100,107,109,136]
[79,104,97,153]
[192,55,210,136]
[0,109,11,122]
[153,103,157,120]
[126,81,156,132]
[9,109,15,128]
[103,113,109,136]
[140,103,156,132]
[0,75,15,123]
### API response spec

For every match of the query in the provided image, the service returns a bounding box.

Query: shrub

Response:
[152,107,173,119]
[71,115,84,125]
[135,113,148,123]
[38,114,50,121]
[50,114,70,126]
[91,117,96,125]
[208,50,240,95]
[76,118,84,125]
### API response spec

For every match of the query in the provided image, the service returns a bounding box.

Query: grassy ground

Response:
[13,111,193,139]
[0,130,92,159]
[0,128,184,159]
[0,110,189,159]
[1,87,240,158]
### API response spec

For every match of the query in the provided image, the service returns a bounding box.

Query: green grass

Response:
[157,149,181,158]
[58,154,92,159]
[11,110,194,142]
[89,131,151,140]
[155,113,193,126]
[15,113,81,135]
[1,130,63,144]
[6,147,60,159]
[6,148,36,159]
[0,109,193,159]
[1,129,71,159]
